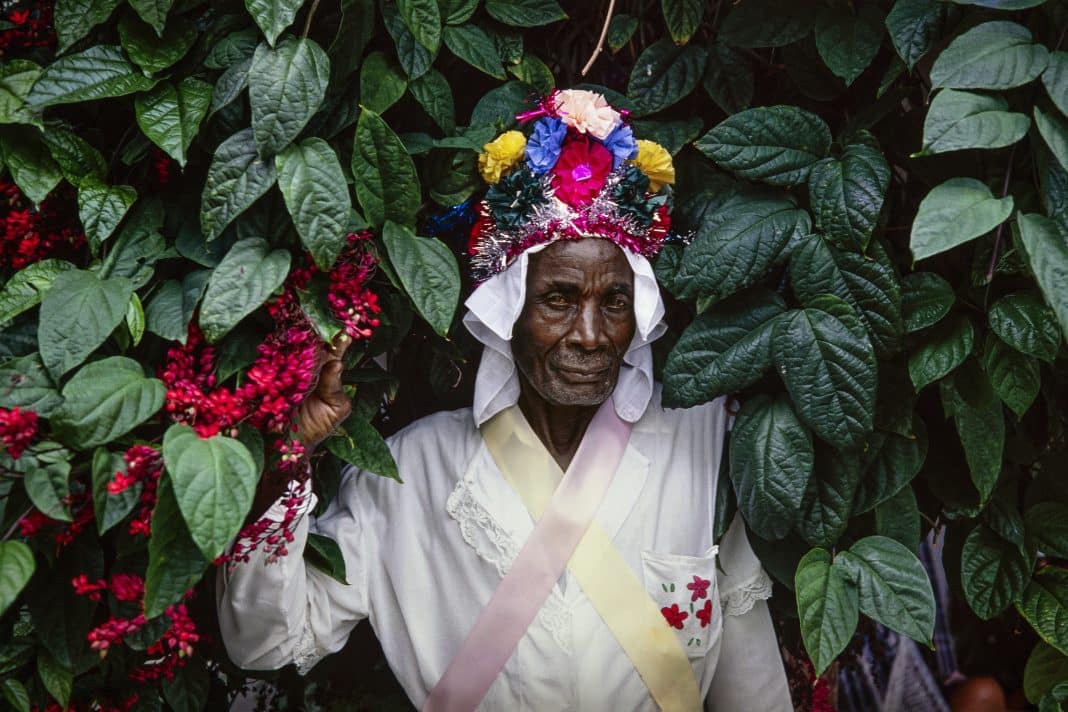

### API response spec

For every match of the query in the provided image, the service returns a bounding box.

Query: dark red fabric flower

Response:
[550,137,612,207]
[687,574,711,602]
[696,599,714,628]
[661,603,688,630]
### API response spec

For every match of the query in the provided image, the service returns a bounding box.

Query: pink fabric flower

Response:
[551,138,612,207]
[687,574,711,602]
[553,89,621,139]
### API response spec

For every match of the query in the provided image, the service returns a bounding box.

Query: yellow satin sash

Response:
[482,407,702,712]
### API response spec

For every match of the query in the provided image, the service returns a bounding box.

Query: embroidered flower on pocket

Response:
[661,604,688,629]
[696,599,714,628]
[686,575,711,601]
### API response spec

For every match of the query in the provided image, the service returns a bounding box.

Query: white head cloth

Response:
[463,242,667,427]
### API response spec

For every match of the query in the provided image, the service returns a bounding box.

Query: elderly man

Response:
[217,89,792,711]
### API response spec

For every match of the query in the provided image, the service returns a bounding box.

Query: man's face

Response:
[512,239,636,408]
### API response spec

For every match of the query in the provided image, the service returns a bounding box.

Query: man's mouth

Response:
[554,365,611,383]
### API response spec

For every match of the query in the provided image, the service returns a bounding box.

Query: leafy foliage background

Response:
[1,0,1068,708]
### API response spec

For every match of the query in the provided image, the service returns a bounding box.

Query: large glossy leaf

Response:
[919,89,1030,155]
[930,21,1049,91]
[0,354,62,416]
[885,0,942,70]
[351,108,421,228]
[696,105,831,185]
[795,548,859,676]
[91,448,141,535]
[76,178,136,249]
[384,0,435,79]
[908,314,973,390]
[0,542,34,618]
[901,272,954,333]
[0,127,63,205]
[1037,106,1068,173]
[409,69,456,133]
[838,536,936,645]
[442,24,505,79]
[249,37,330,157]
[360,51,407,115]
[662,289,787,408]
[807,139,889,250]
[53,0,123,52]
[729,394,814,540]
[990,291,1061,362]
[659,0,702,44]
[144,476,209,619]
[717,0,814,48]
[1018,567,1068,656]
[1026,503,1068,559]
[1043,51,1068,117]
[38,270,132,379]
[0,259,75,325]
[798,445,861,549]
[910,178,1013,262]
[962,524,1032,620]
[162,424,258,561]
[772,300,877,449]
[701,43,754,114]
[873,485,921,553]
[486,0,564,26]
[25,459,72,521]
[51,357,165,449]
[382,221,459,337]
[853,415,928,514]
[326,412,401,480]
[1017,213,1068,341]
[0,60,43,128]
[134,78,211,167]
[26,46,155,108]
[1025,642,1068,705]
[245,0,305,46]
[277,138,351,270]
[117,13,196,75]
[199,238,291,342]
[209,58,251,118]
[40,126,105,184]
[36,653,70,709]
[199,128,278,240]
[398,0,442,50]
[983,334,1041,418]
[626,39,707,116]
[814,4,883,86]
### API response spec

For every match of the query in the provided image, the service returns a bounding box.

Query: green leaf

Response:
[607,14,639,51]
[351,108,421,228]
[962,523,1032,620]
[901,272,954,333]
[134,78,212,166]
[626,39,707,116]
[0,541,35,617]
[1026,503,1068,559]
[663,289,787,408]
[910,177,1013,262]
[199,238,291,342]
[854,417,928,513]
[990,291,1061,362]
[125,293,145,346]
[947,369,1004,504]
[874,485,921,553]
[696,105,831,186]
[0,60,43,128]
[772,301,877,450]
[1025,642,1068,705]
[1043,51,1068,117]
[0,259,75,324]
[908,314,973,390]
[117,13,197,74]
[701,43,754,114]
[161,662,211,712]
[245,0,305,46]
[359,51,408,115]
[442,24,505,79]
[795,548,859,676]
[0,354,63,416]
[814,5,883,86]
[798,445,861,549]
[1037,105,1068,173]
[53,0,122,52]
[98,203,166,287]
[661,0,703,44]
[1018,566,1068,656]
[508,53,555,95]
[1017,213,1068,342]
[409,69,456,134]
[630,117,704,156]
[277,138,351,270]
[206,28,259,70]
[26,45,155,108]
[76,178,137,249]
[398,0,442,50]
[717,0,814,48]
[806,140,890,251]
[40,126,106,184]
[1,679,29,712]
[919,89,1030,155]
[51,356,165,449]
[25,459,72,521]
[487,0,565,26]
[729,394,814,540]
[162,424,258,561]
[36,652,72,708]
[144,475,209,619]
[885,0,942,70]
[930,21,1049,91]
[469,80,528,130]
[0,127,63,205]
[200,128,278,240]
[91,448,141,534]
[983,334,1040,418]
[305,532,349,584]
[383,0,435,79]
[38,270,132,379]
[382,221,459,337]
[249,36,331,157]
[838,535,935,645]
[208,57,251,118]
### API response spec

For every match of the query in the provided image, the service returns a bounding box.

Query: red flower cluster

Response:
[150,148,174,188]
[327,232,382,340]
[105,445,164,538]
[19,491,93,548]
[0,1,55,56]
[0,406,37,459]
[227,471,309,566]
[1,180,85,272]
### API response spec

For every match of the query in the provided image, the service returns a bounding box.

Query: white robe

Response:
[216,391,792,711]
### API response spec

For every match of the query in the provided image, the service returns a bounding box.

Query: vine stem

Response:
[302,0,322,38]
[985,143,1017,284]
[1,507,32,542]
[581,0,616,77]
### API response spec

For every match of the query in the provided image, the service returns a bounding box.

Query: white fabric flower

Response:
[553,89,622,140]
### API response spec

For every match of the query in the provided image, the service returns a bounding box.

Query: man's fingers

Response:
[318,358,348,405]
[329,332,352,361]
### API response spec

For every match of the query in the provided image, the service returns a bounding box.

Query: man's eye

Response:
[545,294,569,307]
[606,296,630,310]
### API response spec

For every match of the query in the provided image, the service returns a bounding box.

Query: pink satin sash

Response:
[423,403,632,712]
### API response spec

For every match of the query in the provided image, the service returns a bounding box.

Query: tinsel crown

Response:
[467,88,676,282]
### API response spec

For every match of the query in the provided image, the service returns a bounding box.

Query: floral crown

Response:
[468,88,676,282]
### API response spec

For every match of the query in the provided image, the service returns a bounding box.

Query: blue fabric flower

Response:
[525,117,566,174]
[603,124,638,170]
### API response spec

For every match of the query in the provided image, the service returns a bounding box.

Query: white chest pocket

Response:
[640,545,723,658]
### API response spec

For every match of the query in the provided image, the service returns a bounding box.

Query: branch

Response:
[985,144,1017,284]
[302,0,322,38]
[1,507,32,542]
[581,0,617,77]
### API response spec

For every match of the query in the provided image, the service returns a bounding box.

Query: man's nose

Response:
[568,302,607,350]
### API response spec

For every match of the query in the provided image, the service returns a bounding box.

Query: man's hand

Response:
[295,332,354,450]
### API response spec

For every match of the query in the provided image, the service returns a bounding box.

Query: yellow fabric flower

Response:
[478,131,527,184]
[631,140,675,192]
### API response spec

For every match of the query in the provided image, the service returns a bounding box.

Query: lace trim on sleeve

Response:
[720,568,773,617]
[293,598,325,676]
